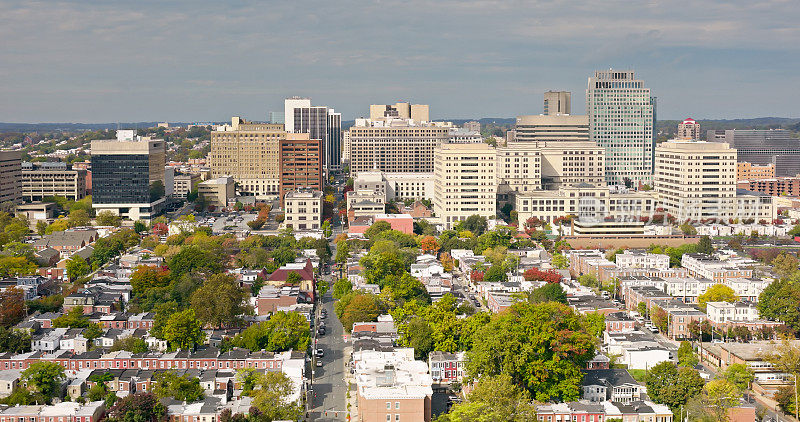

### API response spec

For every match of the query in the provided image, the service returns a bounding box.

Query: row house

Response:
[0,401,105,422]
[581,369,646,404]
[680,253,753,283]
[599,267,688,284]
[0,347,305,373]
[428,351,466,384]
[605,312,635,333]
[614,251,670,270]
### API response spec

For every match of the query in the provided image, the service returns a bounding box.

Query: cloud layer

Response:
[1,0,798,122]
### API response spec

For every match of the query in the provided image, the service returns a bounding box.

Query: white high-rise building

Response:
[433,143,497,229]
[587,70,656,187]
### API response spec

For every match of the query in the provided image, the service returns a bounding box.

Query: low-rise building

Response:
[283,189,322,231]
[581,369,645,404]
[173,173,201,198]
[21,162,87,201]
[198,176,235,208]
[615,250,670,270]
[354,349,434,422]
[428,351,466,385]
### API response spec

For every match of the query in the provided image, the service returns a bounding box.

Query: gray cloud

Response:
[0,0,798,122]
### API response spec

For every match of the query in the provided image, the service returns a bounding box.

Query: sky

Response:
[1,0,799,123]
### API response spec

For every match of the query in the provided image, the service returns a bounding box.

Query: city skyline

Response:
[1,0,799,122]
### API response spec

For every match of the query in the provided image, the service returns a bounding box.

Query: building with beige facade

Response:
[0,150,21,205]
[737,162,775,180]
[497,141,605,196]
[515,185,657,224]
[342,129,351,163]
[655,140,737,221]
[369,102,429,122]
[208,117,283,198]
[198,176,234,208]
[283,189,322,231]
[354,349,433,422]
[434,142,496,229]
[514,114,589,143]
[349,120,449,176]
[173,173,200,199]
[543,90,571,115]
[21,162,86,201]
[677,118,701,140]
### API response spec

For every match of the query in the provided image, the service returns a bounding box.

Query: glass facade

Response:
[92,154,150,204]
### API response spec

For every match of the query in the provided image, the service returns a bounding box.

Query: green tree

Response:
[35,220,47,236]
[467,301,596,401]
[53,307,90,328]
[110,337,149,353]
[334,240,350,264]
[698,284,737,312]
[721,362,754,391]
[105,392,166,422]
[584,312,605,338]
[248,371,302,421]
[286,271,302,285]
[65,256,90,281]
[527,282,567,304]
[483,265,507,282]
[190,274,248,328]
[133,220,148,234]
[364,220,392,239]
[153,371,205,402]
[96,210,122,227]
[645,362,704,410]
[317,280,329,297]
[677,341,698,367]
[21,361,66,403]
[436,374,537,422]
[679,223,697,235]
[551,253,569,269]
[772,253,800,278]
[130,265,171,296]
[0,287,26,328]
[0,256,37,278]
[232,311,310,352]
[696,235,713,255]
[456,215,488,236]
[68,209,90,227]
[758,277,800,331]
[163,308,206,350]
[167,246,223,276]
[702,379,741,422]
[761,340,800,420]
[0,327,31,353]
[332,278,352,299]
[83,323,104,344]
[335,292,383,332]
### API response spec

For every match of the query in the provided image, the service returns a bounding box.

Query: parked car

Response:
[316,359,323,367]
[318,327,326,336]
[315,348,324,357]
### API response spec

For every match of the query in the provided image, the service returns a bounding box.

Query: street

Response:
[309,289,348,421]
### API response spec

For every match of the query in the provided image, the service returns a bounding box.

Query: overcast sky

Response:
[1,0,798,123]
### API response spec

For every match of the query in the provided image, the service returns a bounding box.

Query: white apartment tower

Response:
[434,143,497,229]
[543,91,571,115]
[587,70,656,186]
[654,140,737,221]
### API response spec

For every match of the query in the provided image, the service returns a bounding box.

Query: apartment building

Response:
[433,143,497,229]
[543,90,571,115]
[514,115,588,143]
[354,349,433,422]
[284,97,342,172]
[90,130,166,221]
[283,189,322,231]
[428,351,466,384]
[342,129,351,162]
[706,301,759,324]
[21,162,86,201]
[738,176,800,196]
[197,176,234,208]
[737,162,775,180]
[279,133,323,202]
[677,118,701,140]
[209,117,283,198]
[514,185,656,224]
[0,150,21,205]
[680,253,753,283]
[615,250,670,270]
[587,69,656,186]
[173,173,200,198]
[655,140,737,221]
[349,120,449,175]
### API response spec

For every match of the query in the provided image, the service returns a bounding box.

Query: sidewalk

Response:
[343,344,359,422]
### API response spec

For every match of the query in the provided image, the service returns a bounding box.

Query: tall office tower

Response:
[543,91,571,115]
[0,151,21,205]
[434,142,497,229]
[369,102,430,122]
[279,133,323,203]
[514,115,589,142]
[587,69,656,186]
[21,162,87,201]
[708,129,800,177]
[284,97,341,171]
[677,118,700,140]
[654,140,736,221]
[209,117,284,198]
[342,129,351,163]
[463,121,481,133]
[268,111,284,125]
[348,121,449,176]
[91,130,166,221]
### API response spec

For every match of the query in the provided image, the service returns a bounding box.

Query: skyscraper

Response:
[587,70,656,186]
[708,129,800,177]
[284,97,341,172]
[279,133,323,203]
[91,130,166,220]
[543,91,571,115]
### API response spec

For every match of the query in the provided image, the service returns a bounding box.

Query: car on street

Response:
[315,348,324,357]
[318,327,326,336]
[316,359,323,367]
